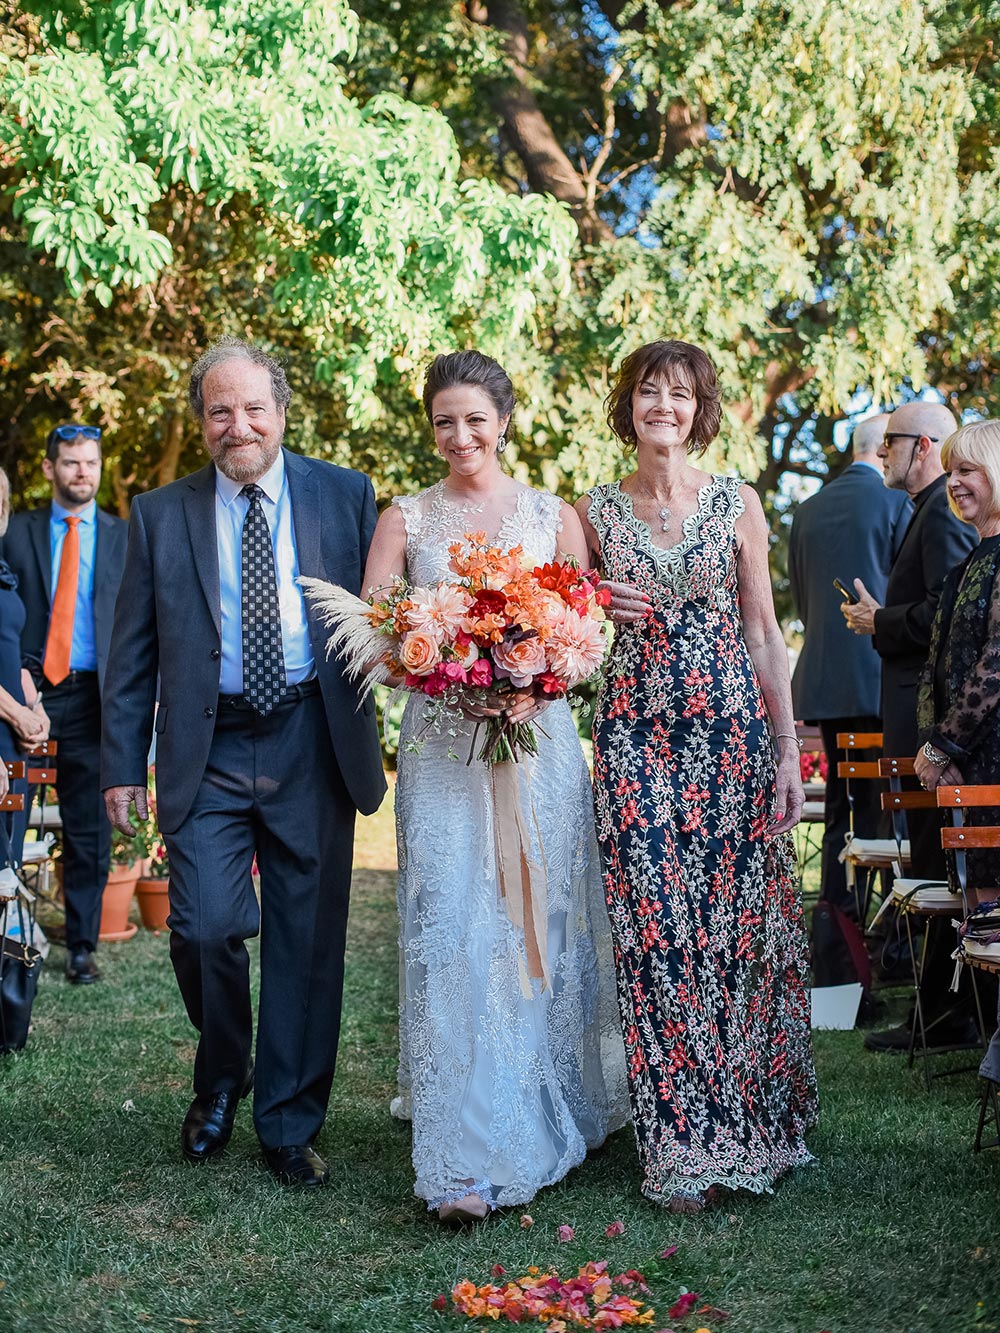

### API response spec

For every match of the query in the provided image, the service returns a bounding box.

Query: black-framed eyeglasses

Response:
[51,424,102,441]
[882,432,938,447]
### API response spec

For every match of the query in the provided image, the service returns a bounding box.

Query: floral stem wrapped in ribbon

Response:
[301,531,611,993]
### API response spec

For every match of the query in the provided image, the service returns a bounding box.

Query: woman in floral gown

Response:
[576,339,817,1211]
[363,351,625,1224]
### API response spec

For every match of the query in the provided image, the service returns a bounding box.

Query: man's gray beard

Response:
[214,438,282,484]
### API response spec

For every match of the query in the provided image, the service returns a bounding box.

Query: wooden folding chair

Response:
[1,760,26,819]
[936,785,1000,1130]
[837,731,905,921]
[795,721,825,895]
[870,759,967,1086]
[21,741,58,899]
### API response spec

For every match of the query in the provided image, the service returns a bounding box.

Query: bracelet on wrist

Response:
[775,732,803,749]
[922,740,949,767]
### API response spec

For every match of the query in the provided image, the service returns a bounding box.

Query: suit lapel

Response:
[285,449,320,579]
[182,465,222,635]
[28,507,52,601]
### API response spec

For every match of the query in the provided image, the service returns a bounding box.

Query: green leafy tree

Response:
[0,0,574,504]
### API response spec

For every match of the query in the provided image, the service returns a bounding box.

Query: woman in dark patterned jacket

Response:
[914,418,1000,1071]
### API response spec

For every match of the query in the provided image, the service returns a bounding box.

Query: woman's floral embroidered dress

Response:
[587,476,817,1202]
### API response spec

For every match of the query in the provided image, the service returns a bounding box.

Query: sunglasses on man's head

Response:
[52,425,101,441]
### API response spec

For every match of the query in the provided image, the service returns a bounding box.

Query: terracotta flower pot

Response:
[99,865,139,941]
[135,876,170,931]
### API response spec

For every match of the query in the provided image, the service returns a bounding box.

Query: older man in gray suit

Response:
[789,414,912,912]
[101,338,385,1186]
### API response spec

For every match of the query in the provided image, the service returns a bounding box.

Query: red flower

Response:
[605,1219,625,1237]
[431,1294,447,1312]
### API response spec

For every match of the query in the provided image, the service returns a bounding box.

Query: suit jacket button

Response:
[210,648,220,660]
[204,706,215,718]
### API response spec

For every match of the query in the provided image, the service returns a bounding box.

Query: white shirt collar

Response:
[215,449,286,507]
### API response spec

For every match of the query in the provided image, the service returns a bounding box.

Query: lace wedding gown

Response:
[390,482,626,1210]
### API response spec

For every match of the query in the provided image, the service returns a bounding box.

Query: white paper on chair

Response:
[810,983,863,1030]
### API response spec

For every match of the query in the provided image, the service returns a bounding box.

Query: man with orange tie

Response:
[5,425,127,982]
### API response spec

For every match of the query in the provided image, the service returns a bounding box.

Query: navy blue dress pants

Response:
[43,672,109,952]
[163,688,356,1150]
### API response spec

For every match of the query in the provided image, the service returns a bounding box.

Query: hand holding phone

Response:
[833,577,859,604]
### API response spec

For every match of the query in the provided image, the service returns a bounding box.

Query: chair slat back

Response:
[4,761,25,780]
[27,740,57,757]
[879,757,917,778]
[936,786,1000,807]
[881,790,938,811]
[836,732,883,749]
[0,794,24,812]
[837,760,881,780]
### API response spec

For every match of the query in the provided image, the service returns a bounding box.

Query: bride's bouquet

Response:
[302,531,611,764]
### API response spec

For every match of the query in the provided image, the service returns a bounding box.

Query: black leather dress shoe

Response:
[864,1015,981,1053]
[181,1064,254,1162]
[65,948,100,984]
[261,1144,329,1187]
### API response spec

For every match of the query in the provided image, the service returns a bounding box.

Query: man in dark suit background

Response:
[789,413,912,913]
[5,425,127,984]
[101,338,386,1186]
[844,400,979,1050]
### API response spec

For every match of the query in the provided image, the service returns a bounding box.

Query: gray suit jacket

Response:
[789,462,912,720]
[100,449,386,832]
[4,504,128,692]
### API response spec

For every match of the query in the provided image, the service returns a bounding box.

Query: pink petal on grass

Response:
[557,1225,575,1242]
[660,1245,679,1260]
[605,1219,625,1237]
[491,1264,507,1278]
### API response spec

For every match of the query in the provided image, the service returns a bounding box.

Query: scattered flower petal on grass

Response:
[491,1264,507,1278]
[520,1214,534,1228]
[668,1291,701,1319]
[557,1225,575,1242]
[447,1262,656,1329]
[605,1219,625,1237]
[431,1294,447,1312]
[660,1246,679,1260]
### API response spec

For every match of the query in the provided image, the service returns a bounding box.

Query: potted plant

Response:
[100,814,149,941]
[135,833,170,931]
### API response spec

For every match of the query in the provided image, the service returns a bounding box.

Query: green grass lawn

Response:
[1,798,999,1333]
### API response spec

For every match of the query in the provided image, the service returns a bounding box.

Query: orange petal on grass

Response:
[520,1214,534,1228]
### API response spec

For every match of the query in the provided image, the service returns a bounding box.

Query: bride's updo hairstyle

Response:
[606,339,722,457]
[422,350,516,428]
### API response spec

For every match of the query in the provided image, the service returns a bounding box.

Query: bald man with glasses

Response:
[4,424,128,984]
[842,401,979,1050]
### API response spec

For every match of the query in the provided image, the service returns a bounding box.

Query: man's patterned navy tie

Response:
[240,483,286,715]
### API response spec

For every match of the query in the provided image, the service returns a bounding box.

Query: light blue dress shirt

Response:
[215,451,315,695]
[49,499,97,672]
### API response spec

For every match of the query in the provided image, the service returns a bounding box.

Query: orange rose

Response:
[399,630,442,676]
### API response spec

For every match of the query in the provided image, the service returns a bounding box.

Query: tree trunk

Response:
[481,1,615,243]
[157,410,187,488]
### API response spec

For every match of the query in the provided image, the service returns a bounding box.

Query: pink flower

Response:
[440,661,468,685]
[547,608,607,685]
[605,1219,625,1238]
[404,584,471,642]
[492,631,547,687]
[468,657,494,687]
[557,1224,575,1242]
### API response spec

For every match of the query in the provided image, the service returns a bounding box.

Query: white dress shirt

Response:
[214,451,315,695]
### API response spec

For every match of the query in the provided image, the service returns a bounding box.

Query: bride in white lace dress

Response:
[362,351,625,1223]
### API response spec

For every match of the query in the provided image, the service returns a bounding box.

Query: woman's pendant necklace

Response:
[657,505,670,533]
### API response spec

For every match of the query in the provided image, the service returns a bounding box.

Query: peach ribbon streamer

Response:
[491,761,549,998]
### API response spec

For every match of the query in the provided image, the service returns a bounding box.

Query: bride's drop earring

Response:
[496,433,507,454]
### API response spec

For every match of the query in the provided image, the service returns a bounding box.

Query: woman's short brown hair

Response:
[606,340,722,456]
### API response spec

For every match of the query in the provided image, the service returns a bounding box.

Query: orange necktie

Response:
[43,515,81,685]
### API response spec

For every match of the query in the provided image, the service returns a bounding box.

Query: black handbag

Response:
[0,821,43,1054]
